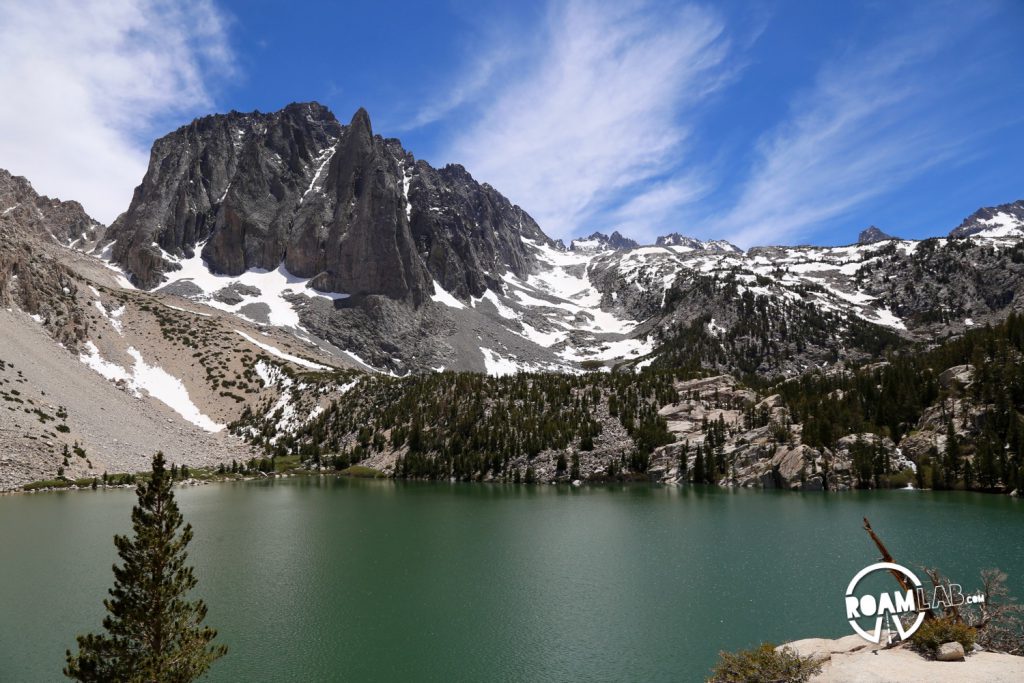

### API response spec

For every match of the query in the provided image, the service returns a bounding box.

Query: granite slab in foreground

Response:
[780,634,1024,682]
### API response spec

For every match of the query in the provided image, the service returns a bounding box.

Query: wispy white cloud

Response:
[607,174,712,241]
[439,0,733,241]
[401,48,515,131]
[709,14,996,248]
[0,0,234,224]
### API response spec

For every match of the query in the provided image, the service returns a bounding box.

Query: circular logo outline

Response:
[845,562,925,643]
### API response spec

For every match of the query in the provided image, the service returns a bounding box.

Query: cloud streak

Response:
[0,0,233,224]
[401,48,514,131]
[709,13,1000,248]
[439,0,732,242]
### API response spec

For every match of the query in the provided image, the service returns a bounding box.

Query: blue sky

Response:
[1,1,1021,247]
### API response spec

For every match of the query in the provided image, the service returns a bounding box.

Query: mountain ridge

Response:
[1,101,1024,493]
[3,101,1024,379]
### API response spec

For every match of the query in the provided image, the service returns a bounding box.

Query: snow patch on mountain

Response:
[79,341,132,384]
[89,286,125,335]
[78,342,223,432]
[970,211,1024,238]
[479,346,576,376]
[156,245,348,328]
[235,330,331,371]
[430,280,466,309]
[127,348,224,432]
[300,141,338,204]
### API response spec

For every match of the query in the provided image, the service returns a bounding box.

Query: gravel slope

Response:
[0,309,253,490]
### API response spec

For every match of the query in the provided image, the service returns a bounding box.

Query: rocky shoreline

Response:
[1,468,372,495]
[782,634,1024,682]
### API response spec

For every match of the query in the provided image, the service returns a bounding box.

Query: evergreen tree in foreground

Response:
[65,452,227,682]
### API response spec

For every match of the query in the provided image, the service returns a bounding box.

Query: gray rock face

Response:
[858,225,896,244]
[106,102,548,306]
[855,238,1024,333]
[213,283,261,306]
[936,641,966,661]
[107,102,342,288]
[0,169,104,247]
[0,169,94,347]
[409,161,548,300]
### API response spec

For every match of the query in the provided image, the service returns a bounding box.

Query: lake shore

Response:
[9,459,1023,497]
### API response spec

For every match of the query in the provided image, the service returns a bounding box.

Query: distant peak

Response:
[570,231,638,252]
[949,199,1024,239]
[858,226,896,245]
[655,233,742,253]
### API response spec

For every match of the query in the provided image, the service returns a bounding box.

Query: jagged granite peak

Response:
[949,200,1024,238]
[857,226,896,244]
[105,102,548,303]
[570,231,639,252]
[0,168,104,247]
[655,232,742,253]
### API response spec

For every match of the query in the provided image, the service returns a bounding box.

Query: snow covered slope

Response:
[87,217,1024,377]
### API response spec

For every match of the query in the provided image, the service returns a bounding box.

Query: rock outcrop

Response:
[937,642,966,662]
[0,169,104,247]
[0,170,93,347]
[782,634,1024,682]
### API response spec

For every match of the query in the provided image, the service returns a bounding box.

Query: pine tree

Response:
[693,446,705,485]
[944,422,960,489]
[65,452,227,682]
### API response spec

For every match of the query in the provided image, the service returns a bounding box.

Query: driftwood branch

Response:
[862,517,935,625]
[862,517,913,593]
[859,527,1024,653]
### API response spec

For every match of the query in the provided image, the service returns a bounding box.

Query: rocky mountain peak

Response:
[103,102,551,303]
[0,168,103,248]
[857,226,896,244]
[655,233,742,253]
[949,200,1024,238]
[570,231,639,252]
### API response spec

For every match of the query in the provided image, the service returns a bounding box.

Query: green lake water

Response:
[1,479,1022,681]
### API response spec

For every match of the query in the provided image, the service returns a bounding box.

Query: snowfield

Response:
[152,243,348,328]
[81,207,1023,377]
[79,342,224,432]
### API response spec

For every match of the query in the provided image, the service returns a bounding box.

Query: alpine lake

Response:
[1,478,1022,681]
